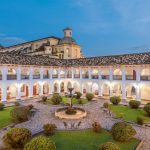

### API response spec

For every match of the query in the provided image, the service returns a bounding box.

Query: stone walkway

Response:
[0,99,150,149]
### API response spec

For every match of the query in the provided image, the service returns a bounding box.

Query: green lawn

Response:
[0,107,13,129]
[46,97,88,105]
[51,130,139,150]
[109,105,150,123]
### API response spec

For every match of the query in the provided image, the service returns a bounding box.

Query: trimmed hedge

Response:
[86,93,94,101]
[24,136,56,150]
[111,122,136,142]
[99,142,120,150]
[144,103,150,116]
[0,103,4,111]
[42,96,47,102]
[43,124,57,136]
[129,100,141,109]
[92,122,102,133]
[51,93,62,105]
[110,96,121,105]
[10,106,30,123]
[103,102,109,108]
[136,116,144,125]
[75,92,82,99]
[3,128,31,149]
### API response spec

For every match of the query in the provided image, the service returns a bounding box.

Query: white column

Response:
[58,67,60,79]
[29,82,33,98]
[40,83,43,96]
[89,68,92,79]
[136,84,140,100]
[40,67,44,80]
[80,81,83,93]
[17,67,21,81]
[136,66,140,82]
[98,81,102,96]
[110,84,113,97]
[2,66,7,81]
[49,68,53,80]
[122,66,126,81]
[80,68,82,79]
[49,80,52,94]
[109,67,113,81]
[1,83,7,102]
[99,69,102,80]
[122,83,126,100]
[16,84,21,100]
[58,83,60,93]
[29,67,33,80]
[72,67,74,79]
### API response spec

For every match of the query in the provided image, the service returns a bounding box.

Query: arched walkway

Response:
[112,83,122,97]
[126,68,136,80]
[21,68,29,80]
[82,82,89,94]
[126,84,136,101]
[7,68,17,80]
[101,69,109,79]
[43,82,49,95]
[91,69,99,79]
[101,83,110,99]
[73,82,80,92]
[60,82,65,93]
[140,85,150,103]
[113,69,122,80]
[7,84,17,101]
[53,82,59,93]
[21,84,29,99]
[92,83,99,96]
[141,68,150,81]
[33,83,40,96]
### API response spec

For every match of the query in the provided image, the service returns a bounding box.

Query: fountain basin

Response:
[55,107,87,120]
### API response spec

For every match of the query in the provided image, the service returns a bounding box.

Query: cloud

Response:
[0,34,26,46]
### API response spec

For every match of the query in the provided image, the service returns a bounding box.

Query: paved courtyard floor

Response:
[0,99,150,149]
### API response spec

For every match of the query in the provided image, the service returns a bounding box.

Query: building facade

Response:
[0,52,149,104]
[0,28,83,59]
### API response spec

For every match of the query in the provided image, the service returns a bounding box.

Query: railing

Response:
[82,74,89,79]
[126,75,136,80]
[0,75,2,80]
[60,74,66,78]
[113,75,122,80]
[67,74,72,78]
[140,76,150,81]
[33,74,40,79]
[101,75,109,80]
[43,74,49,79]
[7,75,17,80]
[74,74,80,78]
[92,75,99,79]
[52,74,58,78]
[21,75,29,80]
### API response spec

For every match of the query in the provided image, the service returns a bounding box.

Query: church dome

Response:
[58,37,77,45]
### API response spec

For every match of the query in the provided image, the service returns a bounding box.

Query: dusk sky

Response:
[0,0,150,57]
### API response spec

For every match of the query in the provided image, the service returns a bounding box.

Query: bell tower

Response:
[63,27,72,37]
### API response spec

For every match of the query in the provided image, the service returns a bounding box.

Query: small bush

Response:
[26,104,33,111]
[43,124,57,136]
[103,102,109,108]
[111,122,136,142]
[99,142,120,150]
[65,107,76,115]
[144,103,150,116]
[136,116,144,125]
[0,103,4,111]
[24,136,56,150]
[75,92,82,99]
[51,93,62,105]
[10,106,30,123]
[3,128,31,149]
[42,96,47,102]
[78,99,83,104]
[129,100,141,109]
[86,93,94,101]
[14,102,20,106]
[110,96,121,105]
[92,122,102,133]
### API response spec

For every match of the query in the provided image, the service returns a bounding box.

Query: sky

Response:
[0,0,150,57]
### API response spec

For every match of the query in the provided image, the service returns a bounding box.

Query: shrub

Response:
[136,116,144,125]
[144,103,150,116]
[111,122,136,142]
[65,107,76,115]
[0,103,4,111]
[43,124,57,136]
[92,122,102,133]
[10,106,30,123]
[78,99,83,104]
[129,100,141,109]
[24,136,56,150]
[110,96,121,105]
[75,92,82,99]
[42,96,47,102]
[3,128,31,149]
[51,93,62,105]
[103,102,109,108]
[86,93,94,101]
[26,104,33,111]
[14,102,20,106]
[99,142,120,150]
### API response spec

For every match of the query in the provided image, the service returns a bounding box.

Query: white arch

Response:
[140,84,150,101]
[92,83,99,95]
[43,82,50,95]
[126,84,136,100]
[7,84,18,101]
[101,83,110,97]
[112,83,122,97]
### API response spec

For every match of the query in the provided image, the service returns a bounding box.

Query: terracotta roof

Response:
[0,52,150,67]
